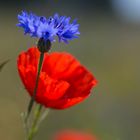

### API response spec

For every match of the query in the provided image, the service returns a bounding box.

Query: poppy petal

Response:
[17,47,97,109]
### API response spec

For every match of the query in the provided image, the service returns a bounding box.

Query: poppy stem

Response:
[25,52,44,123]
[27,104,42,140]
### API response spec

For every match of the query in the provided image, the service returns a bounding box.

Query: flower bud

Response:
[37,38,51,53]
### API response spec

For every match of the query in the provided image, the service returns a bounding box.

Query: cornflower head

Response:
[17,11,80,44]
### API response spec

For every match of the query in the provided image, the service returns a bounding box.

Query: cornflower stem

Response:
[25,52,44,123]
[28,104,43,140]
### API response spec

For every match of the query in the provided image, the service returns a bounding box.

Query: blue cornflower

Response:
[17,11,80,43]
[53,14,80,43]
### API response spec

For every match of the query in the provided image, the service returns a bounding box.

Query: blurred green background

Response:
[0,0,140,140]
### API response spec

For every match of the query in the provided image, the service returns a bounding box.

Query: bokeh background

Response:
[0,0,140,140]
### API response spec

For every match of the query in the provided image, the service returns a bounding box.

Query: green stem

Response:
[25,52,44,122]
[38,108,50,128]
[28,105,43,140]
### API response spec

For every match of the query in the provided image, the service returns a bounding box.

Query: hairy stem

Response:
[25,52,44,122]
[28,105,42,140]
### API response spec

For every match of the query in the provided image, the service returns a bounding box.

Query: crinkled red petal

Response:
[17,47,97,109]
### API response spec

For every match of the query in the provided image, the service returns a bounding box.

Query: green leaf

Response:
[0,60,9,72]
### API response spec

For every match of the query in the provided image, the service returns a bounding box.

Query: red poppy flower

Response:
[17,47,97,109]
[53,130,98,140]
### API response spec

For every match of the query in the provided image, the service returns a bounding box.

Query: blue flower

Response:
[53,14,80,43]
[17,11,80,43]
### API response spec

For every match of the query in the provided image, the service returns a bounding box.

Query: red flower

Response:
[53,130,98,140]
[17,47,97,109]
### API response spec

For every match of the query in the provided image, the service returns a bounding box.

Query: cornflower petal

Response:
[17,11,80,43]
